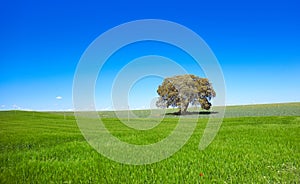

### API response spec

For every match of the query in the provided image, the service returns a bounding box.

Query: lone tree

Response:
[156,74,216,114]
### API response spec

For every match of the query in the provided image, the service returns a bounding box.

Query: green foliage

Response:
[156,74,216,114]
[0,104,299,183]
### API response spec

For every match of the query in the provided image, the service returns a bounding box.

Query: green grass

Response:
[0,103,300,183]
[223,102,300,117]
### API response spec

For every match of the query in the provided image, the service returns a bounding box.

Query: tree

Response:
[156,74,216,114]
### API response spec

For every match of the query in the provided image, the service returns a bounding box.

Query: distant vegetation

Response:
[95,102,300,118]
[0,103,299,183]
[222,102,300,117]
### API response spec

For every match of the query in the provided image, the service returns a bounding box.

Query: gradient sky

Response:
[1,0,299,111]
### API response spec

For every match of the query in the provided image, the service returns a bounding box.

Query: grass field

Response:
[0,103,299,183]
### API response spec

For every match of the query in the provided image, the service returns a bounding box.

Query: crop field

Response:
[0,103,300,183]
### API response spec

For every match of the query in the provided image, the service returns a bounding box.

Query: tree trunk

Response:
[179,103,189,115]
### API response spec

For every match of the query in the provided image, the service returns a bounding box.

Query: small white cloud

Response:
[12,104,21,110]
[56,96,62,100]
[104,106,112,110]
[23,108,33,111]
[1,105,5,108]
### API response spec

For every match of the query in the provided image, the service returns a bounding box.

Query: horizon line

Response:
[1,101,299,112]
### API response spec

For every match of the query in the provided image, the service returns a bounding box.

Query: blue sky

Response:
[1,0,299,111]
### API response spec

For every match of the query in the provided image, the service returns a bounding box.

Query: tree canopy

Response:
[156,74,216,114]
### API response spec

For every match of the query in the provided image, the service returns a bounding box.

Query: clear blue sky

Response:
[1,0,299,111]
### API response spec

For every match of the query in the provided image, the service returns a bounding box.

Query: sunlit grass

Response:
[0,103,299,183]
